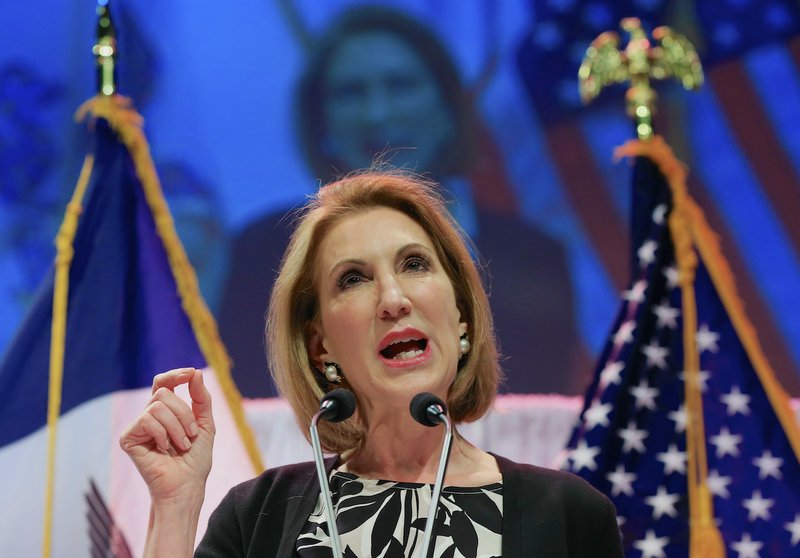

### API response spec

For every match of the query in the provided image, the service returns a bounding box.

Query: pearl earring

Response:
[323,362,342,383]
[459,335,471,356]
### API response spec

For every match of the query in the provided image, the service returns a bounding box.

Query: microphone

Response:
[318,388,357,423]
[409,392,448,427]
[310,389,356,558]
[409,393,453,558]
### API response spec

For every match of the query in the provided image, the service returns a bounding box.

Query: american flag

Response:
[515,0,800,394]
[563,147,800,557]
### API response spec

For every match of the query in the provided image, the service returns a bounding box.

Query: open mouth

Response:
[379,338,428,360]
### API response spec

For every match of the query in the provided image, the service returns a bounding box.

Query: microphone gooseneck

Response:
[310,389,356,558]
[409,392,453,558]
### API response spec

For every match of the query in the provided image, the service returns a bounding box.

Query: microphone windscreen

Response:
[409,392,447,427]
[320,388,356,423]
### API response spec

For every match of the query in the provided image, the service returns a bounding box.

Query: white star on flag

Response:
[731,533,763,558]
[743,490,774,521]
[569,439,600,471]
[613,320,637,345]
[752,450,783,480]
[641,342,669,369]
[663,265,679,288]
[652,203,667,225]
[785,514,800,546]
[645,486,680,519]
[652,303,679,329]
[696,324,720,353]
[667,404,687,433]
[721,385,751,416]
[584,401,612,430]
[606,464,636,497]
[656,443,687,475]
[623,280,648,303]
[710,426,742,458]
[618,421,648,453]
[633,529,669,558]
[637,240,658,267]
[599,361,624,388]
[629,379,659,410]
[706,469,732,499]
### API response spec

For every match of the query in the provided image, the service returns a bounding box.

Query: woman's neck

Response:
[341,420,501,486]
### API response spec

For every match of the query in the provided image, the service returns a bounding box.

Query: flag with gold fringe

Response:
[563,137,800,557]
[0,95,263,557]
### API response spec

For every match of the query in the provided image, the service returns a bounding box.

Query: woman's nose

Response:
[363,83,391,125]
[376,276,411,319]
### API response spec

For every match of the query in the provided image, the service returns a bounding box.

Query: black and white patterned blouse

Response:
[296,470,503,558]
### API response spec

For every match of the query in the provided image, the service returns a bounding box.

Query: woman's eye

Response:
[336,271,364,290]
[404,255,431,272]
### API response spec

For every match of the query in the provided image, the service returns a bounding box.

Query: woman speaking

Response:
[119,171,622,557]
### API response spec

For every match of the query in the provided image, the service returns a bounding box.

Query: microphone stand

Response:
[310,398,347,558]
[309,409,342,558]
[417,409,453,558]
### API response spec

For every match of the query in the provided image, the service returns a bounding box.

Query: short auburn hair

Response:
[267,171,500,453]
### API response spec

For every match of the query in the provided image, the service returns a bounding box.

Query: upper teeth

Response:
[388,338,419,346]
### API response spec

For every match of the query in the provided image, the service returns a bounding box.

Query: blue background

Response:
[1,0,798,395]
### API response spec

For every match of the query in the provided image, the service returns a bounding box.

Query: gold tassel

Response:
[43,153,95,558]
[615,137,727,558]
[690,522,726,557]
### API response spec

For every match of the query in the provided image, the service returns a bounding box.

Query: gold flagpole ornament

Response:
[92,0,117,96]
[578,17,703,140]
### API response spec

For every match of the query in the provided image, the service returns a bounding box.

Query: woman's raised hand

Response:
[119,367,215,506]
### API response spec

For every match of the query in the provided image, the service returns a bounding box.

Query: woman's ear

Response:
[306,320,331,369]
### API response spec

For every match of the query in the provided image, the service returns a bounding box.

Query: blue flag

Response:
[0,99,258,556]
[564,140,800,557]
[0,116,204,448]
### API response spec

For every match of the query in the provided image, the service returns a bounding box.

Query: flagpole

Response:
[41,4,118,555]
[42,154,95,558]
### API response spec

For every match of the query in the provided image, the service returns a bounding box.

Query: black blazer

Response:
[195,454,623,557]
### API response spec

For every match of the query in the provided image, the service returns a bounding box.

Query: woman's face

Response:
[321,31,454,173]
[309,206,466,414]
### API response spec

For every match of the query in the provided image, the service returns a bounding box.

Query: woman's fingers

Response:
[146,398,193,452]
[187,369,214,434]
[120,410,168,454]
[120,367,212,455]
[151,367,212,438]
[137,412,170,453]
[152,367,196,394]
[152,385,199,441]
[120,396,190,454]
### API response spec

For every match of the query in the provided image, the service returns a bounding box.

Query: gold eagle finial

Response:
[579,17,703,139]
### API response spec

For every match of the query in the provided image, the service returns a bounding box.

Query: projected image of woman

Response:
[219,6,583,397]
